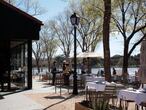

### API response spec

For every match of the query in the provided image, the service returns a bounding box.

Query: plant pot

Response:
[75,102,92,110]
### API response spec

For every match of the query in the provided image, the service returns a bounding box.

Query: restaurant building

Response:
[0,1,42,91]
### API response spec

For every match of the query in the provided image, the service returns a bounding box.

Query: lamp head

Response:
[70,13,80,26]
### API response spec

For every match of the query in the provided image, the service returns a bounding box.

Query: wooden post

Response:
[27,40,32,89]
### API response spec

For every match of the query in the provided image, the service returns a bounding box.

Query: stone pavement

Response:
[0,77,136,110]
[0,92,44,110]
[0,77,78,110]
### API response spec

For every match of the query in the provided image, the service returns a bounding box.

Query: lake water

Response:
[33,67,138,76]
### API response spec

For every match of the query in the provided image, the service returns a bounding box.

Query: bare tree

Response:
[79,0,111,81]
[4,0,15,4]
[4,0,45,16]
[77,1,102,52]
[32,41,43,74]
[69,0,103,52]
[112,0,146,81]
[49,11,73,60]
[41,24,58,72]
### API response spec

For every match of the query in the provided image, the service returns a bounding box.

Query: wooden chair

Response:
[139,102,146,110]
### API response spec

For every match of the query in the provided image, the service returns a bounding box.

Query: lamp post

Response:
[70,13,80,95]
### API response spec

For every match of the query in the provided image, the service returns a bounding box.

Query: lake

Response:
[33,67,138,76]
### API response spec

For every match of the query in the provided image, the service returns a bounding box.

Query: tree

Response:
[32,41,43,74]
[69,0,103,52]
[49,11,73,60]
[41,24,58,72]
[79,0,112,81]
[4,0,16,4]
[69,0,111,81]
[4,0,45,16]
[103,0,112,81]
[112,0,146,81]
[77,0,103,52]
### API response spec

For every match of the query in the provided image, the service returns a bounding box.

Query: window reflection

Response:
[10,41,28,89]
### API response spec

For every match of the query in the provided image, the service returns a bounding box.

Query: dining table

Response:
[118,88,146,108]
[85,75,105,82]
[85,81,106,92]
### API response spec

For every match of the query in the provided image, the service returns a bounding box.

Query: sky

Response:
[37,0,68,22]
[97,34,140,57]
[36,0,140,57]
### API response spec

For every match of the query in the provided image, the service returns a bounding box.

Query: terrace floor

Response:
[0,76,136,110]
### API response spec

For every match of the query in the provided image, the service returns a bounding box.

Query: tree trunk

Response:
[122,40,129,82]
[47,57,51,72]
[36,59,40,75]
[103,0,111,82]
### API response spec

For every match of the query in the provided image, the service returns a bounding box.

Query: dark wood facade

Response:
[0,1,42,91]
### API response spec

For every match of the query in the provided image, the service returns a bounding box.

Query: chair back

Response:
[104,84,116,96]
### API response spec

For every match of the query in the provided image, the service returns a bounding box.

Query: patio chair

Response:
[138,102,146,110]
[54,73,70,95]
[116,83,125,93]
[86,89,98,102]
[105,84,116,95]
[104,84,119,109]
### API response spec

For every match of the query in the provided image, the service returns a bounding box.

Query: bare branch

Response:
[128,33,146,57]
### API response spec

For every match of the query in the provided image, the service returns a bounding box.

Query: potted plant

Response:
[75,93,120,110]
[75,100,92,110]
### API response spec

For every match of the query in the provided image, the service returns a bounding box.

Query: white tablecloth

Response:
[85,76,105,82]
[118,89,146,105]
[136,91,146,105]
[86,82,106,91]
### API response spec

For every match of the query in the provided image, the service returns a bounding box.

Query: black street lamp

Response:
[70,13,80,95]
